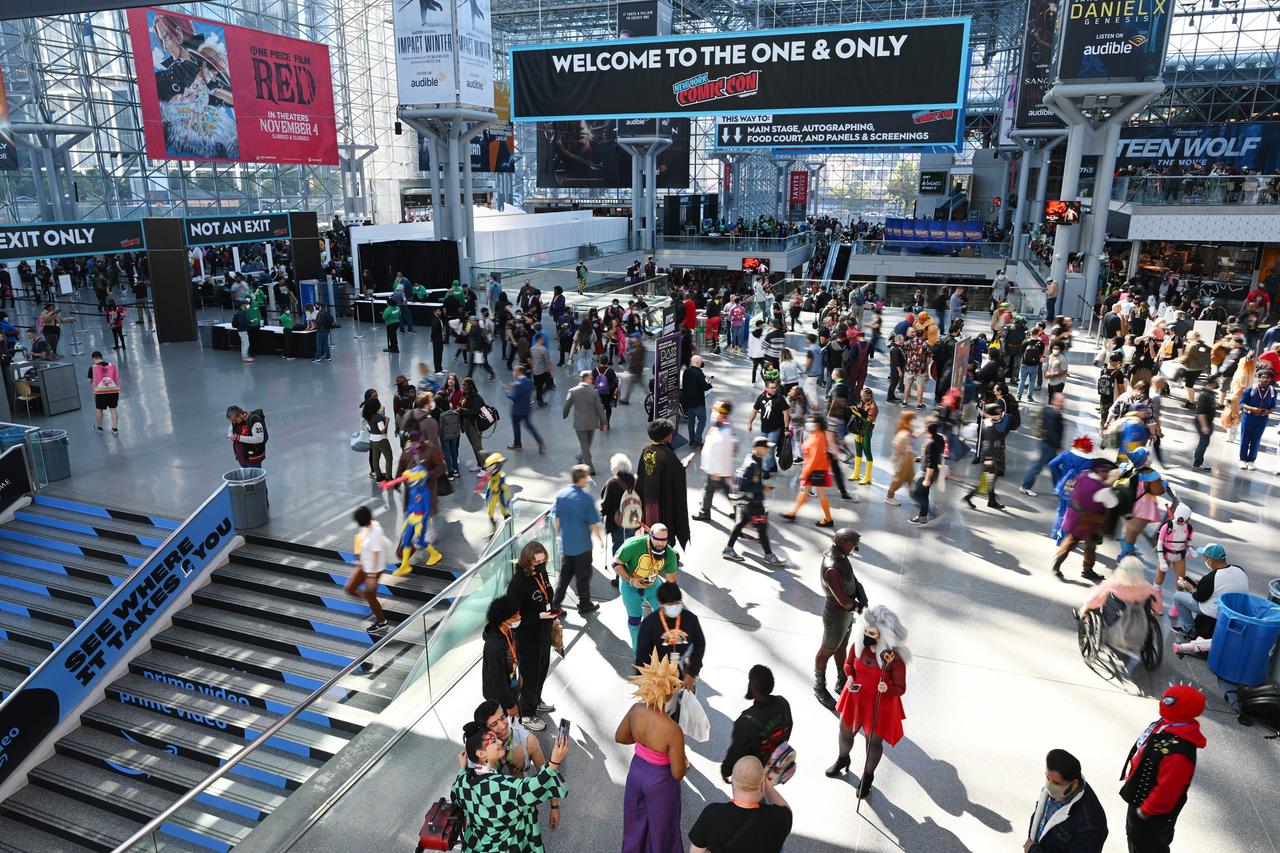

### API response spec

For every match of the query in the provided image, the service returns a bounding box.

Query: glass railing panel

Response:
[1121,175,1280,207]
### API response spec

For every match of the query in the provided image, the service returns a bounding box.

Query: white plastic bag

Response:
[678,689,710,742]
[350,427,371,453]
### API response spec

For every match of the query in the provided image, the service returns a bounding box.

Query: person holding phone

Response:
[507,542,559,731]
[825,605,909,801]
[453,714,570,850]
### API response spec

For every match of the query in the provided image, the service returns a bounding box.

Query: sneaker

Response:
[537,701,556,713]
[242,357,254,363]
[884,497,900,506]
[1239,461,1249,469]
[722,547,746,562]
[907,515,927,525]
[1192,464,1211,472]
[1019,487,1037,497]
[915,403,925,409]
[578,603,600,616]
[762,553,786,567]
[94,425,104,432]
[367,620,388,633]
[520,716,547,732]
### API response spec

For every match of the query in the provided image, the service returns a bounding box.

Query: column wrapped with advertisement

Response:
[0,67,16,172]
[1051,0,1172,81]
[395,0,495,110]
[1014,0,1064,131]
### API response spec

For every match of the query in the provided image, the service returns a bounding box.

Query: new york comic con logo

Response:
[672,70,760,107]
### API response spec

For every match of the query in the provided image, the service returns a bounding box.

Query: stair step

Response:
[171,605,369,669]
[0,814,96,853]
[212,561,427,621]
[0,581,92,627]
[0,785,211,853]
[130,649,387,731]
[31,494,181,531]
[0,667,25,700]
[81,702,323,789]
[57,727,289,813]
[0,635,56,675]
[14,505,171,549]
[0,521,154,561]
[0,610,67,649]
[103,674,358,761]
[189,585,395,647]
[0,559,115,606]
[230,542,451,599]
[0,540,134,586]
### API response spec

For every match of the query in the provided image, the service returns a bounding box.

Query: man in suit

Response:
[562,370,607,474]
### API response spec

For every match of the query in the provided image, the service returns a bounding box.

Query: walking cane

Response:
[856,659,888,817]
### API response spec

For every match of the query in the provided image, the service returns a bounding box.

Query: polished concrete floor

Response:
[16,300,1280,852]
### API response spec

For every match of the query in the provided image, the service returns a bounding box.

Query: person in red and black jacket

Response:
[1120,685,1207,853]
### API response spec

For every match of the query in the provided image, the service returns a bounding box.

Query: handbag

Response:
[416,797,464,851]
[350,427,371,454]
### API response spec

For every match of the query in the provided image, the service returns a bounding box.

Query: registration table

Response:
[352,295,445,325]
[211,324,316,359]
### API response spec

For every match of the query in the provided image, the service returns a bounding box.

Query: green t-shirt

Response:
[412,284,428,301]
[245,305,262,327]
[279,312,295,330]
[383,304,402,325]
[614,533,677,585]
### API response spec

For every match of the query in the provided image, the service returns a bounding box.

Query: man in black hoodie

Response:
[720,665,793,784]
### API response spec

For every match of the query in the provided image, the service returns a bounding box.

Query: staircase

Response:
[0,507,453,852]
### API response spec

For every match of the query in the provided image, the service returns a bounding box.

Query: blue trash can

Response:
[1208,593,1280,686]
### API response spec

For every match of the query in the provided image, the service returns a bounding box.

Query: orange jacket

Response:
[800,429,831,480]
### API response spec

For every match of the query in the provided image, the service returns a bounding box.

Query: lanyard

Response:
[658,611,684,663]
[533,570,551,610]
[500,626,518,679]
[730,799,761,810]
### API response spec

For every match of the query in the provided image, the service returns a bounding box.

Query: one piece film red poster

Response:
[127,7,338,165]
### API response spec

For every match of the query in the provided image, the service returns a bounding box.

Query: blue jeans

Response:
[511,412,542,447]
[763,428,782,472]
[1172,590,1200,635]
[1017,364,1038,399]
[443,438,460,475]
[687,405,707,445]
[314,329,331,360]
[1045,297,1057,319]
[1021,442,1056,490]
[731,325,746,349]
[399,304,414,331]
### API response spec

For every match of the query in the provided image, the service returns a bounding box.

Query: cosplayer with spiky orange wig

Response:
[616,651,687,853]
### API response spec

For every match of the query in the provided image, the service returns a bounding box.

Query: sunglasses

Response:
[649,536,668,543]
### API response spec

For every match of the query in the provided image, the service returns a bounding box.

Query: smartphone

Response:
[546,608,565,618]
[558,718,572,741]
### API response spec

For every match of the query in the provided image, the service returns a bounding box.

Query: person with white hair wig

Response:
[600,453,639,564]
[1079,557,1163,620]
[825,605,909,800]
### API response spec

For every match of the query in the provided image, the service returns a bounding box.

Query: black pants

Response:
[515,621,552,718]
[1126,805,1177,853]
[553,551,594,612]
[432,342,444,373]
[887,368,902,400]
[1192,428,1211,467]
[533,372,552,404]
[111,327,125,348]
[726,505,773,554]
[385,322,399,352]
[699,476,732,515]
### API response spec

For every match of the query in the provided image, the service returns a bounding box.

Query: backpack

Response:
[1005,397,1021,432]
[615,484,643,530]
[1232,684,1280,730]
[853,290,867,306]
[439,409,462,440]
[764,740,797,785]
[477,404,501,433]
[1096,370,1115,397]
[594,370,611,396]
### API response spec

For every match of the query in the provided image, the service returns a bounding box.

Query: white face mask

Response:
[508,619,521,630]
[662,604,683,618]
[1045,780,1074,801]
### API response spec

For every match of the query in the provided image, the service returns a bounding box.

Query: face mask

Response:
[862,633,878,648]
[1045,780,1073,801]
[508,619,521,630]
[662,604,683,618]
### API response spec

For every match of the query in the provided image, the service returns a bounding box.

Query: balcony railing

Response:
[853,239,1011,260]
[656,232,814,252]
[1115,174,1280,207]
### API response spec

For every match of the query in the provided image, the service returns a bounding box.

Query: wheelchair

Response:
[1077,596,1163,671]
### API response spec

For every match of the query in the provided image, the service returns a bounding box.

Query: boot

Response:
[813,669,836,712]
[857,771,875,799]
[824,755,851,778]
[850,458,864,483]
[859,460,873,486]
[424,544,444,566]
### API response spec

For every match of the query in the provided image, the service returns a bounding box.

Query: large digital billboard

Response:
[1115,123,1280,173]
[715,109,962,152]
[1014,0,1064,130]
[418,128,516,173]
[535,119,690,189]
[510,19,970,121]
[127,7,338,165]
[1053,0,1171,81]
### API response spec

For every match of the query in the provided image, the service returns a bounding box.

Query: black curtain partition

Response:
[361,240,460,293]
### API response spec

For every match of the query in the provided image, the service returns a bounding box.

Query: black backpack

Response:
[1096,371,1115,397]
[1232,684,1280,730]
[1005,397,1022,431]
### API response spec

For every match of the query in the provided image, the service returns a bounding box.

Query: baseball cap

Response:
[1197,543,1226,560]
[752,435,773,448]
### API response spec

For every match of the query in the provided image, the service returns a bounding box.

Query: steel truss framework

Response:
[2,0,1278,226]
[0,1,413,225]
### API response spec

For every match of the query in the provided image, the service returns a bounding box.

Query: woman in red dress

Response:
[824,605,908,799]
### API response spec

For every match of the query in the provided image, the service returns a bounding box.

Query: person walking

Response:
[813,528,868,710]
[825,605,909,801]
[680,355,713,447]
[621,333,646,404]
[506,365,545,453]
[562,371,607,475]
[1050,458,1118,582]
[633,582,705,695]
[1237,368,1275,470]
[1190,377,1219,470]
[722,436,784,566]
[345,505,389,632]
[458,377,489,473]
[106,301,126,350]
[1025,749,1108,853]
[690,757,792,853]
[552,465,604,617]
[592,355,619,428]
[360,389,394,482]
[86,351,121,434]
[1121,686,1207,853]
[693,401,737,523]
[782,415,833,527]
[884,411,917,506]
[718,665,794,785]
[613,524,679,650]
[1020,393,1066,496]
[747,380,789,476]
[908,420,943,525]
[506,541,558,732]
[231,299,254,363]
[963,402,1012,511]
[616,653,686,853]
[635,419,692,550]
[601,453,641,562]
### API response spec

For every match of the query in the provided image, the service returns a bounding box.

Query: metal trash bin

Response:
[1208,592,1280,686]
[199,321,218,348]
[35,429,70,482]
[223,467,268,529]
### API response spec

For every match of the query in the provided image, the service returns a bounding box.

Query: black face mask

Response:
[862,633,878,648]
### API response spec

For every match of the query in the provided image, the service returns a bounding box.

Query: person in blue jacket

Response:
[1048,434,1101,542]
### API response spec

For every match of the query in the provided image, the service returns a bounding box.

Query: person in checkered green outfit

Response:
[452,715,571,851]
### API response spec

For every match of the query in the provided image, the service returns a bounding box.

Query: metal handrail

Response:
[111,498,555,853]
